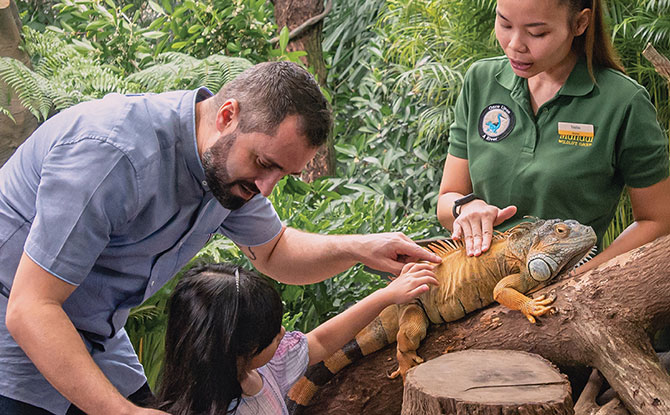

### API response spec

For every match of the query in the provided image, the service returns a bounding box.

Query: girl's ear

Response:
[572,8,591,37]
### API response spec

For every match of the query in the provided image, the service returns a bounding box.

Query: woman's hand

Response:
[384,262,439,304]
[452,200,516,257]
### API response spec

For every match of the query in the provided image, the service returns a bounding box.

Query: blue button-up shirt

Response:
[0,88,283,413]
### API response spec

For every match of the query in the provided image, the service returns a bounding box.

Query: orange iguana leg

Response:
[389,303,429,381]
[493,273,556,324]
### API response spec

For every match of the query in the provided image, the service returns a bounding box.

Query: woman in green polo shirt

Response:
[437,0,670,274]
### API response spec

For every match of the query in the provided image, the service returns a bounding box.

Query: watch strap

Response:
[452,193,480,218]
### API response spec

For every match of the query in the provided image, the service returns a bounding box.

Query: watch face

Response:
[478,103,515,142]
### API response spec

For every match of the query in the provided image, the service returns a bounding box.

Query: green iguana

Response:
[287,218,597,413]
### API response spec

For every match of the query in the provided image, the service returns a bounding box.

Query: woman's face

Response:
[495,0,589,78]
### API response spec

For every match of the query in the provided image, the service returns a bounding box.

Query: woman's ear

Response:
[572,8,592,37]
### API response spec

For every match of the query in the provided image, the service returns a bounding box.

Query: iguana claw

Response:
[389,350,424,381]
[521,293,557,324]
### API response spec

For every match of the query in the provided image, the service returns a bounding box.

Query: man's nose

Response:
[255,171,284,197]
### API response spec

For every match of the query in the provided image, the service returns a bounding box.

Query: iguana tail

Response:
[286,304,400,414]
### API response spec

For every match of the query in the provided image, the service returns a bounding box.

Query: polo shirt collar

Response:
[183,87,214,192]
[557,58,594,97]
[495,56,595,96]
[495,59,517,91]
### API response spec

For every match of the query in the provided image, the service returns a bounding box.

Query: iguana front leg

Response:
[389,302,429,381]
[493,272,556,323]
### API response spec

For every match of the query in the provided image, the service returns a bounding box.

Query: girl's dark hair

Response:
[156,263,284,415]
[563,0,625,79]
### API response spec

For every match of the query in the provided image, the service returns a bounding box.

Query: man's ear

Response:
[216,99,239,133]
[572,8,591,37]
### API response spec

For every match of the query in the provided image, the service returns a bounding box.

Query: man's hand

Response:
[355,232,442,276]
[451,201,516,257]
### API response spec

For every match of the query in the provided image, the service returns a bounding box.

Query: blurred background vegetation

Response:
[1,0,669,388]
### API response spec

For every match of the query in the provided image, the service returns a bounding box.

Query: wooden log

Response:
[401,349,573,415]
[303,234,670,415]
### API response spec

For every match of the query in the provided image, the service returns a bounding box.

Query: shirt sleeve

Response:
[447,66,473,159]
[219,193,283,247]
[616,88,670,188]
[24,138,138,286]
[264,331,309,398]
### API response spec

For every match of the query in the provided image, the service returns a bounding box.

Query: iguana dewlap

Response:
[287,218,596,413]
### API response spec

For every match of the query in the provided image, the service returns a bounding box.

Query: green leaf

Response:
[279,25,290,51]
[160,0,172,14]
[148,0,165,15]
[187,24,203,34]
[171,41,189,50]
[142,31,167,40]
[85,20,110,31]
[71,38,96,52]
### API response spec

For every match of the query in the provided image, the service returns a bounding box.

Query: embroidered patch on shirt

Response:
[557,122,594,147]
[478,104,515,142]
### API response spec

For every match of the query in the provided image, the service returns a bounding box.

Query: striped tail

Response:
[286,304,400,414]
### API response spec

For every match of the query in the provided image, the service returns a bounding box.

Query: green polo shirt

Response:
[448,56,669,247]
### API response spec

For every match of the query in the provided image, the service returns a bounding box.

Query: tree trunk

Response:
[401,349,574,415]
[272,0,334,181]
[0,0,37,166]
[302,234,670,415]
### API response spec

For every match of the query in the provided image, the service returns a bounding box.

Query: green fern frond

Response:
[0,57,52,121]
[128,52,252,93]
[0,106,16,123]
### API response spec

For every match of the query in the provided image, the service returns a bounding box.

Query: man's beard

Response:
[201,131,260,210]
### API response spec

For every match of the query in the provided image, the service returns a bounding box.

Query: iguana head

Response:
[508,218,597,284]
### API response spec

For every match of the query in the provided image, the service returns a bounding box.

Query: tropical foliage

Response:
[3,0,670,388]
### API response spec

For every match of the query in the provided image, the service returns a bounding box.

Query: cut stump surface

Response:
[401,349,573,415]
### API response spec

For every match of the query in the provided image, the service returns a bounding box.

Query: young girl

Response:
[156,262,437,414]
[437,0,670,273]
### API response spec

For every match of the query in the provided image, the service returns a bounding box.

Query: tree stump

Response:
[401,349,573,415]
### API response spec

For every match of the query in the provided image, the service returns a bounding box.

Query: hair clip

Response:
[234,268,240,295]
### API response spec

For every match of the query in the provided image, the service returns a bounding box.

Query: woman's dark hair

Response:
[156,263,284,415]
[563,0,625,79]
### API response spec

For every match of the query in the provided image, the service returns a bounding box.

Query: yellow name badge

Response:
[557,122,594,147]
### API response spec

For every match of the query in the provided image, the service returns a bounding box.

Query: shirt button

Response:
[151,281,155,287]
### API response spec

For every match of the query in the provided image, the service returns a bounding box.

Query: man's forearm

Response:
[252,228,359,284]
[6,302,134,415]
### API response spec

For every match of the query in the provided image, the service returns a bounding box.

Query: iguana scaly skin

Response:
[287,218,596,413]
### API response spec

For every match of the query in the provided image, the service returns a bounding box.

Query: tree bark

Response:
[302,234,670,415]
[272,0,334,181]
[0,0,38,165]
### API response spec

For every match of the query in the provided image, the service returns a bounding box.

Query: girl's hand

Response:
[451,200,516,257]
[384,262,438,304]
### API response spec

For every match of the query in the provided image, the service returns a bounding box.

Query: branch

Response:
[642,43,670,83]
[270,0,333,44]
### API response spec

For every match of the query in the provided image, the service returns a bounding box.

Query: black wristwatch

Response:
[452,193,480,218]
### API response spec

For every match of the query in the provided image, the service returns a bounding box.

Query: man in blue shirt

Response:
[0,61,441,415]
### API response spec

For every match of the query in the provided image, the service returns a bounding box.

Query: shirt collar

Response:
[183,87,214,192]
[557,57,594,97]
[495,56,595,97]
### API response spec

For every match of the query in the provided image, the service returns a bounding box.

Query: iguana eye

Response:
[554,224,569,236]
